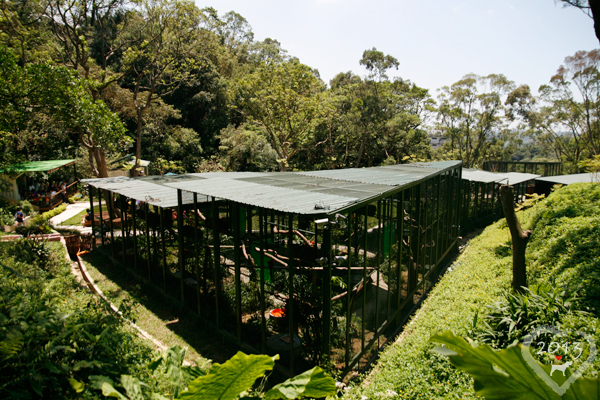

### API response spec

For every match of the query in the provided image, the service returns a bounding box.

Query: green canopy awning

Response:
[2,159,76,174]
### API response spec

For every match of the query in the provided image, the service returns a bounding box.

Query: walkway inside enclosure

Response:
[83,161,462,378]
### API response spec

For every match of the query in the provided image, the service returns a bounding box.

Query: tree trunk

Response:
[590,0,600,44]
[356,136,366,168]
[132,109,144,177]
[500,185,530,293]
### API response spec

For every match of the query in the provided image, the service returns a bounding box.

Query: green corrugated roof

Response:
[83,161,462,213]
[81,175,204,208]
[535,173,596,185]
[3,159,76,173]
[165,161,461,215]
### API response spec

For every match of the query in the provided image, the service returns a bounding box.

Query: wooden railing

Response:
[30,180,79,211]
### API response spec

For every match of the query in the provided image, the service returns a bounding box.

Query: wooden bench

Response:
[82,211,123,228]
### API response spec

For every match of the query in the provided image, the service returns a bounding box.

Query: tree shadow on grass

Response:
[80,250,237,364]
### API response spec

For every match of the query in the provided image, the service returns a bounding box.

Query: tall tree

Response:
[0,0,52,65]
[523,50,600,172]
[360,47,399,83]
[435,74,516,168]
[118,0,201,175]
[351,48,400,167]
[40,0,135,176]
[44,0,131,92]
[233,60,328,171]
[0,46,127,175]
[558,0,600,44]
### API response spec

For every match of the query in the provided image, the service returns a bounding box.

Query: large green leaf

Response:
[176,352,278,400]
[121,375,147,400]
[431,331,600,400]
[68,378,85,394]
[264,366,336,400]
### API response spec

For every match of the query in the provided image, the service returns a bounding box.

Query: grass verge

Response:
[78,250,236,365]
[59,204,109,226]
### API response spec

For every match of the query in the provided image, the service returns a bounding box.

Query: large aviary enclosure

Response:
[534,172,597,195]
[460,169,540,233]
[82,161,462,378]
[482,160,562,177]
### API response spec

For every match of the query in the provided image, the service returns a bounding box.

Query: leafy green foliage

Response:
[233,60,328,171]
[0,208,13,226]
[472,287,584,350]
[526,183,600,312]
[148,346,206,398]
[0,240,158,399]
[0,45,127,173]
[432,331,600,399]
[218,123,278,172]
[179,352,277,399]
[264,366,337,400]
[86,349,336,400]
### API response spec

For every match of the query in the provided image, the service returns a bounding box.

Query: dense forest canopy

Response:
[1,0,599,176]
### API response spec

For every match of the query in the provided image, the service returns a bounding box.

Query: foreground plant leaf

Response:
[264,366,336,399]
[177,352,278,400]
[431,331,600,400]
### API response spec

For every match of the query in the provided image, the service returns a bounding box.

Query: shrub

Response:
[0,208,13,226]
[471,286,587,356]
[0,240,158,399]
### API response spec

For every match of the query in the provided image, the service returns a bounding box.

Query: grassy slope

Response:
[344,183,600,399]
[79,250,236,366]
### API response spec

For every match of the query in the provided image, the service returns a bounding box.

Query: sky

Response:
[197,0,599,96]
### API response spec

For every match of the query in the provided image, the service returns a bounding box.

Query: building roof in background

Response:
[1,159,76,174]
[295,161,461,186]
[81,175,205,208]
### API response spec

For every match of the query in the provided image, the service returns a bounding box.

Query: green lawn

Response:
[59,204,109,226]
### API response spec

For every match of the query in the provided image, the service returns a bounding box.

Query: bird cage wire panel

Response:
[84,162,462,379]
[482,161,563,177]
[323,164,462,376]
[460,180,502,233]
[459,177,536,234]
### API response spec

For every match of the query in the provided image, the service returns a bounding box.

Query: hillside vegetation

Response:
[0,240,194,398]
[344,183,600,399]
